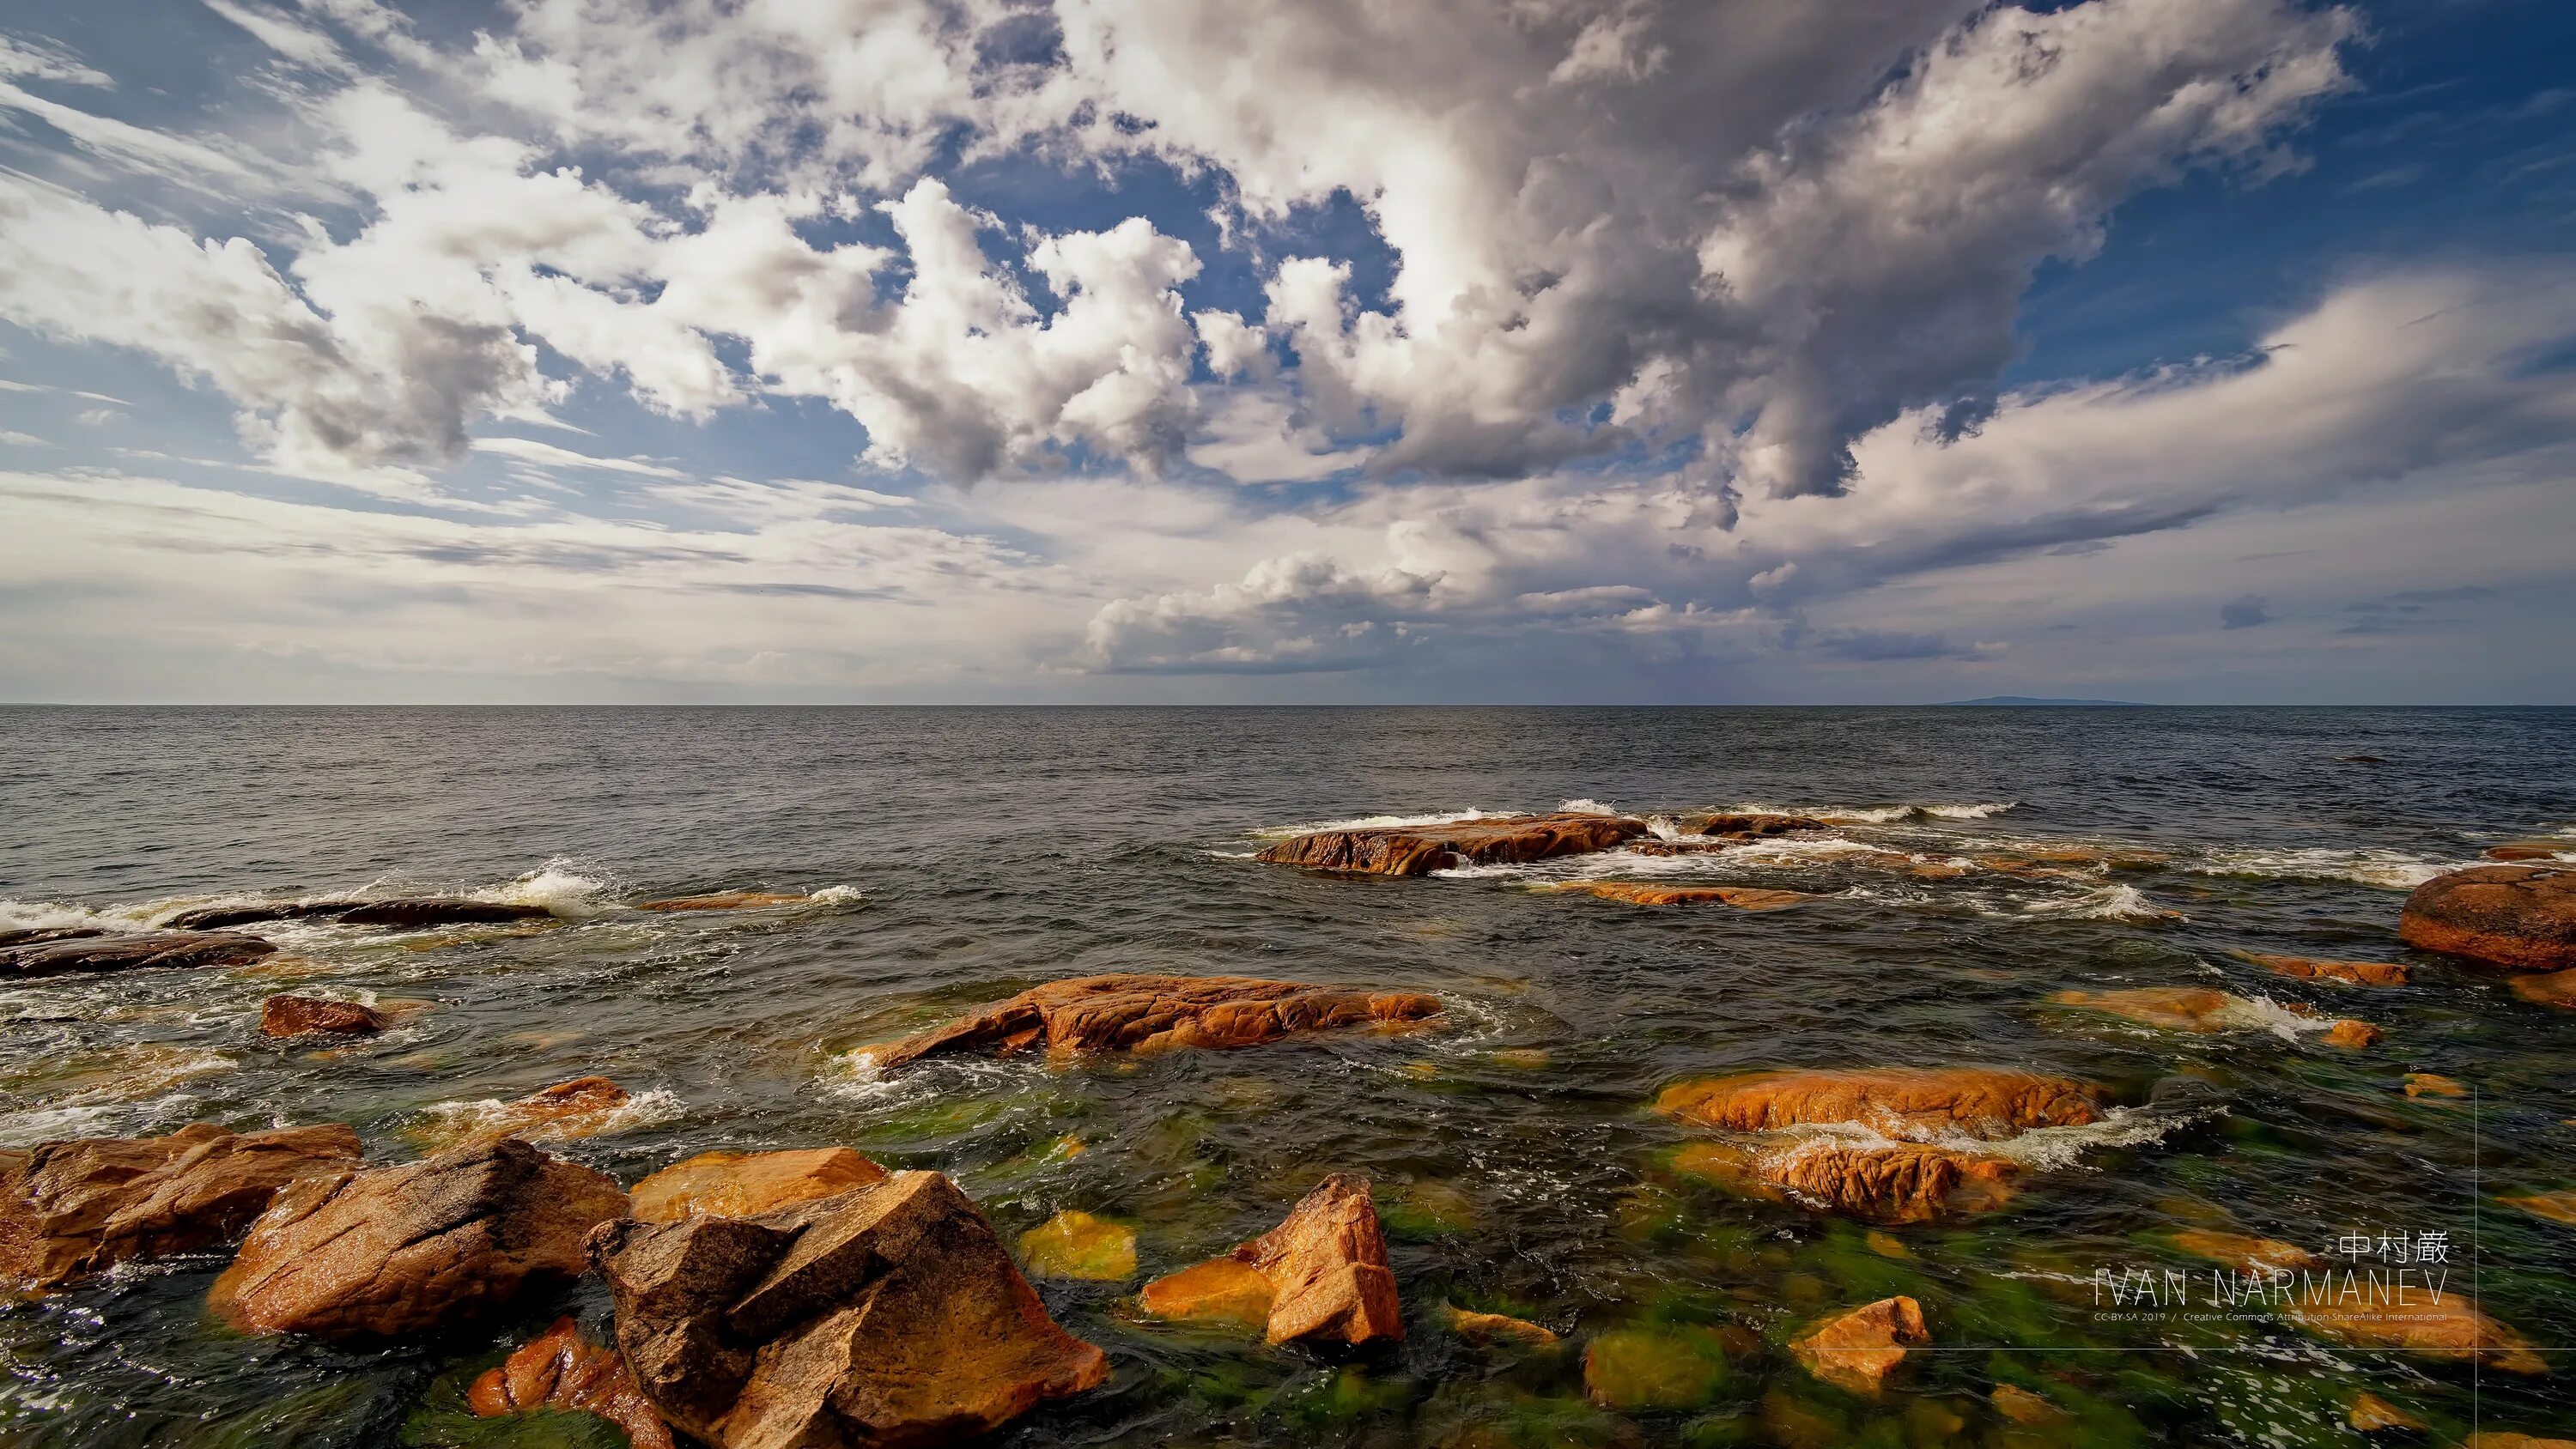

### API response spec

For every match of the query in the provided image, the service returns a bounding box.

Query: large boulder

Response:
[261,994,390,1038]
[167,898,552,931]
[1,930,274,978]
[1139,1173,1401,1347]
[860,973,1441,1071]
[1654,1067,2104,1137]
[209,1137,626,1340]
[2399,865,2576,971]
[1255,813,1648,876]
[468,1316,677,1449]
[587,1169,1108,1448]
[0,1122,361,1289]
[1789,1295,1929,1395]
[630,1149,886,1223]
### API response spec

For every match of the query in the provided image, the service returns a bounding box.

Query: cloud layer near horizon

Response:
[0,0,2570,701]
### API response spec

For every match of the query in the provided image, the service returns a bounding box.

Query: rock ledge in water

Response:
[588,1169,1107,1448]
[1655,1067,2104,1137]
[0,1122,361,1289]
[2235,950,2409,987]
[1255,813,1648,876]
[1139,1173,1401,1346]
[167,899,551,931]
[861,973,1440,1070]
[2398,865,2576,971]
[1,930,274,978]
[209,1137,626,1340]
[261,994,390,1037]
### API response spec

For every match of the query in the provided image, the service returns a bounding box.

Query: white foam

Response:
[2188,848,2469,891]
[0,899,132,933]
[807,884,865,906]
[1251,808,1501,839]
[415,1085,683,1143]
[472,858,622,919]
[2020,883,2184,924]
[1722,800,2019,823]
[1556,798,1621,816]
[2213,994,2337,1044]
[1758,1103,2211,1174]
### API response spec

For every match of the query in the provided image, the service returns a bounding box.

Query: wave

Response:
[1723,800,2019,824]
[2187,848,2470,891]
[414,1084,683,1143]
[807,884,866,906]
[470,858,623,918]
[1251,808,1501,839]
[1555,798,1623,816]
[2017,883,2184,924]
[1755,1102,2211,1177]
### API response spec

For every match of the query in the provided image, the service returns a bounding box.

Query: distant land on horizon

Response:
[1936,695,2151,706]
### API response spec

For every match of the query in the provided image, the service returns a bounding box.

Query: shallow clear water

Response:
[2,705,2573,1447]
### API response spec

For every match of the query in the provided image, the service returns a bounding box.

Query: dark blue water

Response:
[1,706,2571,1447]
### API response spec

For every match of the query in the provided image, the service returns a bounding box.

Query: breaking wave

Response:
[2188,848,2470,891]
[1724,800,2020,824]
[413,1085,683,1144]
[471,858,623,918]
[1250,808,1500,839]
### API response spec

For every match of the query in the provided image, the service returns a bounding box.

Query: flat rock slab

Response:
[210,1137,626,1341]
[1,930,274,979]
[0,1121,361,1289]
[2236,950,2409,986]
[469,1316,676,1449]
[588,1169,1107,1448]
[1255,813,1649,876]
[1674,812,1828,838]
[2399,865,2576,971]
[861,973,1441,1071]
[1655,1067,2104,1138]
[167,899,552,931]
[635,891,809,912]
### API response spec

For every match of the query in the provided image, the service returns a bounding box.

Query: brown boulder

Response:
[1674,1138,2021,1225]
[630,1148,886,1223]
[2399,865,2576,970]
[469,1316,676,1449]
[635,891,808,912]
[587,1169,1107,1447]
[2235,950,2409,986]
[167,899,551,931]
[0,1122,361,1289]
[209,1137,626,1340]
[1676,811,1828,839]
[1551,882,1810,909]
[1255,812,1648,876]
[2469,1435,2576,1449]
[1655,1067,2103,1139]
[409,1076,636,1150]
[0,929,274,978]
[860,973,1440,1071]
[261,994,391,1038]
[1789,1295,1927,1395]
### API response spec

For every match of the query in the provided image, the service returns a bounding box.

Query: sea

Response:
[1,705,2572,1446]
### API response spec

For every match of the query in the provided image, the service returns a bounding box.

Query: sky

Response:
[0,0,2570,705]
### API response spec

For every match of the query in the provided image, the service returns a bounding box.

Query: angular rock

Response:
[635,891,809,912]
[588,1169,1108,1448]
[1675,812,1828,839]
[1442,1303,1559,1348]
[1550,882,1810,909]
[1255,812,1648,876]
[1655,1067,2104,1139]
[410,1076,635,1150]
[2398,865,2576,971]
[1789,1295,1928,1396]
[0,1121,361,1289]
[209,1137,626,1340]
[1673,1139,2020,1226]
[2403,1072,2467,1099]
[630,1148,885,1224]
[2289,1287,2545,1374]
[2236,950,2409,986]
[0,929,274,979]
[469,1316,677,1449]
[1018,1210,1136,1281]
[860,973,1441,1071]
[2510,967,2576,1010]
[1231,1173,1402,1346]
[1139,1256,1274,1330]
[167,898,551,931]
[260,994,391,1038]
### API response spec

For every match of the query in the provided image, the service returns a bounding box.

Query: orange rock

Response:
[1138,1257,1274,1330]
[2168,1229,2329,1274]
[2235,950,2409,986]
[1676,812,1827,839]
[629,1148,884,1223]
[1254,812,1649,876]
[260,995,391,1038]
[2403,1072,2467,1099]
[2321,1019,2383,1049]
[409,1076,635,1149]
[1625,840,1733,857]
[860,974,1442,1070]
[1863,1230,1913,1260]
[2347,1391,2425,1432]
[1672,1139,2020,1225]
[1654,1067,2103,1138]
[468,1316,675,1449]
[1233,1173,1402,1346]
[635,890,807,912]
[1442,1303,1559,1348]
[0,1122,361,1290]
[2500,1191,2576,1227]
[1018,1210,1137,1281]
[2510,968,2576,1009]
[1789,1295,1928,1395]
[1991,1385,2069,1425]
[2468,1434,2576,1449]
[2485,842,2569,862]
[2289,1286,2545,1374]
[1551,882,1811,909]
[2050,986,2248,1032]
[2399,865,2576,970]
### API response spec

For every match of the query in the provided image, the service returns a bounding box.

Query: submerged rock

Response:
[1672,1138,2021,1226]
[2320,1018,2383,1049]
[2235,950,2409,986]
[469,1316,676,1449]
[1654,1067,2104,1138]
[2344,1391,2425,1433]
[635,890,808,912]
[1,930,274,978]
[409,1076,636,1149]
[587,1169,1107,1447]
[2500,1190,2576,1227]
[2288,1287,2546,1374]
[1582,1325,1733,1410]
[2485,841,2570,862]
[0,926,111,949]
[260,994,390,1038]
[2050,986,2259,1033]
[167,899,552,931]
[629,1148,885,1224]
[2398,865,2576,971]
[860,973,1441,1070]
[1442,1304,1559,1348]
[1018,1210,1136,1281]
[2168,1229,2329,1274]
[1993,1384,2072,1427]
[1789,1295,1928,1396]
[1255,812,1649,876]
[1139,1173,1402,1347]
[210,1137,626,1340]
[2403,1071,2467,1100]
[1548,882,1811,909]
[2509,967,2576,1010]
[0,1122,361,1290]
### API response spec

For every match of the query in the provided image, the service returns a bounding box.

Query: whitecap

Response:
[2019,883,2184,925]
[1555,798,1623,816]
[806,884,866,906]
[1720,800,2019,824]
[471,858,623,919]
[414,1085,684,1143]
[1250,808,1501,839]
[2188,848,2470,891]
